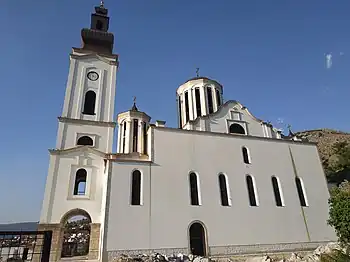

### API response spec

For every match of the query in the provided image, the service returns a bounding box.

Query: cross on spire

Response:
[196,68,200,77]
[131,96,138,111]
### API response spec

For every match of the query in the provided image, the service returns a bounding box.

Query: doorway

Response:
[189,222,206,256]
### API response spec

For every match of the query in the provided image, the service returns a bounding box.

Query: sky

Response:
[0,0,350,223]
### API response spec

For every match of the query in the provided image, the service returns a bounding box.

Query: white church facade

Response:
[38,3,336,261]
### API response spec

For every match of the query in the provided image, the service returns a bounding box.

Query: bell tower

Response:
[38,2,118,261]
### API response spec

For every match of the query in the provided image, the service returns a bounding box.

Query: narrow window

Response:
[207,87,213,114]
[195,88,202,117]
[178,97,183,127]
[73,169,87,195]
[122,122,126,153]
[242,147,250,164]
[272,176,283,207]
[185,92,190,122]
[143,122,148,154]
[132,119,138,152]
[189,173,200,205]
[216,89,221,108]
[218,174,229,206]
[229,123,245,134]
[131,170,142,205]
[246,175,257,206]
[96,20,104,30]
[77,136,93,146]
[83,90,96,115]
[295,177,307,207]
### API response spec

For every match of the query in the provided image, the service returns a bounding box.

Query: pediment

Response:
[49,146,107,158]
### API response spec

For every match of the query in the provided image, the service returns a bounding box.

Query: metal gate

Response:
[0,231,52,262]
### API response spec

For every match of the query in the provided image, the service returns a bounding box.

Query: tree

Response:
[327,180,350,246]
[326,142,350,183]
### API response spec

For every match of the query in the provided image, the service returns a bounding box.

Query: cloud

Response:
[325,53,332,69]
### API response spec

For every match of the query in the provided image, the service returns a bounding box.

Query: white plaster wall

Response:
[106,162,151,250]
[105,127,336,252]
[56,121,114,152]
[40,150,106,224]
[61,55,117,123]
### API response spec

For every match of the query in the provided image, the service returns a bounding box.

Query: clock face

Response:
[87,71,99,81]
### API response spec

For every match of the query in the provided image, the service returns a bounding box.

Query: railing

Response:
[0,231,52,262]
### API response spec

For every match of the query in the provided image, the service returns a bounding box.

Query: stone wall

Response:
[34,222,101,261]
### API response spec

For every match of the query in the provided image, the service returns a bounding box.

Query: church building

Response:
[38,2,336,261]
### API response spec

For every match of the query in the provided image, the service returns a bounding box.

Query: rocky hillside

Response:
[294,129,350,181]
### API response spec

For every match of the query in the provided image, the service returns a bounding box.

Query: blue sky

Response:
[0,0,350,223]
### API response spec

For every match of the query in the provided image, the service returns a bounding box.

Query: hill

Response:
[295,128,350,182]
[0,222,38,231]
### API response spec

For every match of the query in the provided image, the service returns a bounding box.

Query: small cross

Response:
[133,96,136,104]
[196,68,200,77]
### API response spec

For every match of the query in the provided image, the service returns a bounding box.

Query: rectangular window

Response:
[207,87,214,114]
[195,88,201,117]
[143,122,147,154]
[132,119,138,152]
[185,92,190,122]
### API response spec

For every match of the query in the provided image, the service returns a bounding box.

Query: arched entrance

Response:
[229,123,245,134]
[189,222,207,256]
[60,209,91,258]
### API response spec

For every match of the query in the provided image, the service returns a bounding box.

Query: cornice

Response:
[70,48,119,66]
[107,152,152,163]
[58,117,116,127]
[151,126,318,146]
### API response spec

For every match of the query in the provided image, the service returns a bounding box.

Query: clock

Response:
[87,71,99,81]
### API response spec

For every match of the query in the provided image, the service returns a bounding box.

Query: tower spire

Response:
[80,2,114,54]
[131,96,138,111]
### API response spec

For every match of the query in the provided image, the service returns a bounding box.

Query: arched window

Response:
[73,169,87,195]
[246,175,257,206]
[229,123,245,134]
[178,97,182,127]
[83,91,96,115]
[122,121,127,153]
[195,88,202,117]
[295,177,307,207]
[189,173,200,206]
[242,147,250,164]
[77,136,93,146]
[184,91,190,122]
[189,222,207,256]
[131,170,142,205]
[132,119,139,152]
[218,174,230,206]
[216,89,221,108]
[207,86,214,114]
[272,176,283,207]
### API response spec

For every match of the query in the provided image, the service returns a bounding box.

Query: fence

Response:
[0,231,51,262]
